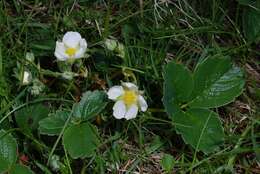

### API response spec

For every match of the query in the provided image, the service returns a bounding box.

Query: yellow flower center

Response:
[122,90,137,107]
[65,47,77,57]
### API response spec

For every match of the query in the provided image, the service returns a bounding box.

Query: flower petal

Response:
[113,100,126,119]
[125,104,138,120]
[80,38,88,48]
[107,86,124,100]
[138,95,148,112]
[54,42,69,61]
[74,39,88,59]
[62,31,82,48]
[122,82,138,91]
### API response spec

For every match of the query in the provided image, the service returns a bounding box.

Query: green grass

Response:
[0,0,259,173]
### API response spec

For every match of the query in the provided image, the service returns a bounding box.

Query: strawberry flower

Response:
[54,31,87,61]
[107,82,148,120]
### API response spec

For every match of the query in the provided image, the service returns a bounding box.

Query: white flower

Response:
[107,82,148,120]
[22,71,32,85]
[54,31,87,61]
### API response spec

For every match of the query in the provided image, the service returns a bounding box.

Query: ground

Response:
[0,0,259,173]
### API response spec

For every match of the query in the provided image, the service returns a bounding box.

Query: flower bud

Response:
[49,155,62,171]
[30,79,45,96]
[104,38,117,51]
[26,52,35,63]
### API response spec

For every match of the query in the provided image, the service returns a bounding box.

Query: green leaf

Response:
[9,164,34,174]
[38,111,70,136]
[163,61,193,116]
[174,108,224,153]
[160,154,175,173]
[163,61,193,102]
[63,122,100,159]
[189,57,245,108]
[73,91,107,121]
[0,157,9,173]
[0,130,17,173]
[15,104,49,135]
[242,2,260,42]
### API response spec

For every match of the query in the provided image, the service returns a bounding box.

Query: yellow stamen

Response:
[122,90,137,107]
[65,47,77,57]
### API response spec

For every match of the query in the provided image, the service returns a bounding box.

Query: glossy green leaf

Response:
[15,104,49,135]
[9,164,34,174]
[174,108,224,153]
[38,111,70,136]
[63,122,100,159]
[189,57,245,108]
[163,61,193,116]
[0,130,17,173]
[73,90,107,121]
